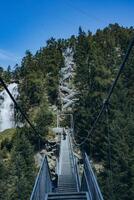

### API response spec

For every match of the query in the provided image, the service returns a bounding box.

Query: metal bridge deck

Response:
[57,132,77,193]
[59,133,72,175]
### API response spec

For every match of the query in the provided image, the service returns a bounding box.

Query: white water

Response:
[59,48,76,111]
[0,83,18,132]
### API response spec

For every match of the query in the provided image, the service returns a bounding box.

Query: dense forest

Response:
[0,23,134,199]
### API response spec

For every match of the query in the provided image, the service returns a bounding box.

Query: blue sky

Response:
[0,0,133,68]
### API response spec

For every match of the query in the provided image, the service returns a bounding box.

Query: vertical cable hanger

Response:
[105,103,114,200]
[14,106,21,200]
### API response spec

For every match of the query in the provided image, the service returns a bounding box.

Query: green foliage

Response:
[73,24,134,199]
[35,38,64,104]
[0,66,13,90]
[8,130,36,200]
[0,157,7,199]
[0,128,16,151]
[18,38,64,110]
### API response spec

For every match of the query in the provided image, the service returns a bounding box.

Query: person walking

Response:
[63,128,66,140]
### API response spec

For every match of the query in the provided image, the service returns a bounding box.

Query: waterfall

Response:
[0,83,18,132]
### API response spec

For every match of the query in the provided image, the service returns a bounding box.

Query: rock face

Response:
[35,135,60,181]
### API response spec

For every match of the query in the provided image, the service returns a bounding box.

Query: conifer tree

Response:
[8,130,35,200]
[0,156,7,200]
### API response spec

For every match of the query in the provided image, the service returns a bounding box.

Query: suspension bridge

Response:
[30,127,103,200]
[0,37,134,200]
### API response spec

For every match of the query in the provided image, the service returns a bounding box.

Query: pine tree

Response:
[8,130,35,200]
[0,156,7,200]
[73,27,112,155]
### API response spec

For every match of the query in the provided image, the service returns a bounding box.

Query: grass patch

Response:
[0,128,16,143]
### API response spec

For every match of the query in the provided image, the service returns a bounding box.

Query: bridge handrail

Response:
[68,133,81,191]
[30,155,52,200]
[81,153,104,200]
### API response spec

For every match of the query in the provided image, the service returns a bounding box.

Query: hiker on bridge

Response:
[63,128,66,140]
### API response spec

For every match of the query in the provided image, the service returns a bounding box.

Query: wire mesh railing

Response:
[30,156,52,200]
[81,153,104,200]
[68,132,81,191]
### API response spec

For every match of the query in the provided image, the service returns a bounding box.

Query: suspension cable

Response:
[72,36,134,146]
